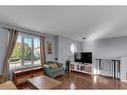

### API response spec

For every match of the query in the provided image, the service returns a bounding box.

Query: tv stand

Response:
[70,63,92,75]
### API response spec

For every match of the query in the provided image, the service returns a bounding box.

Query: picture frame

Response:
[47,42,52,54]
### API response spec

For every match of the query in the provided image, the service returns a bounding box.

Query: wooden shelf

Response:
[70,63,92,75]
[13,66,43,85]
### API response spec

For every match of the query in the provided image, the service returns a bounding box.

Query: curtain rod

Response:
[2,27,46,37]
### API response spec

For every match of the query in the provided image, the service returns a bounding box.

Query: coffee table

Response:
[27,75,61,89]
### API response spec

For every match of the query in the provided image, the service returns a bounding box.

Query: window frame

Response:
[9,33,41,69]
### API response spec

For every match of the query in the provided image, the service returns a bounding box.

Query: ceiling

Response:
[0,6,127,41]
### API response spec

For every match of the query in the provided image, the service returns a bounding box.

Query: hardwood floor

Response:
[16,71,127,89]
[54,72,127,89]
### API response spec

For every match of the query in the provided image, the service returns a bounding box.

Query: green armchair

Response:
[43,61,64,78]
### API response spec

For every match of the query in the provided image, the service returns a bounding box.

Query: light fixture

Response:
[82,37,86,40]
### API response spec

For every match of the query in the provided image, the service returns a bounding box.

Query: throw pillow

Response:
[50,63,58,69]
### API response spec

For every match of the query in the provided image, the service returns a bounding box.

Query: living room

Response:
[1,4,127,92]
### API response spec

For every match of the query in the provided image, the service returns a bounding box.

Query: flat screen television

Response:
[74,52,92,64]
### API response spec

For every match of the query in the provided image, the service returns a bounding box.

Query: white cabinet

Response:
[70,63,92,75]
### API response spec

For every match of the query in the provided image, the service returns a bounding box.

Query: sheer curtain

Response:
[2,29,18,82]
[40,36,46,67]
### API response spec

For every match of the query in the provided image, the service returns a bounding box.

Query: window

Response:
[9,33,41,69]
[70,43,77,54]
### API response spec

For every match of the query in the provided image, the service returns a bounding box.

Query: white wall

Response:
[45,35,82,66]
[45,35,82,68]
[45,34,56,62]
[0,27,8,73]
[81,37,127,58]
[58,36,81,67]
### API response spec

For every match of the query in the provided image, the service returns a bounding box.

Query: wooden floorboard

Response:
[16,71,127,89]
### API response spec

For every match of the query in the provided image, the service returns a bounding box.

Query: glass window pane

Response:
[9,35,22,69]
[33,37,41,65]
[23,37,33,65]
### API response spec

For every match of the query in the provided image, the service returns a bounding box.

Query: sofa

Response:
[43,61,64,78]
